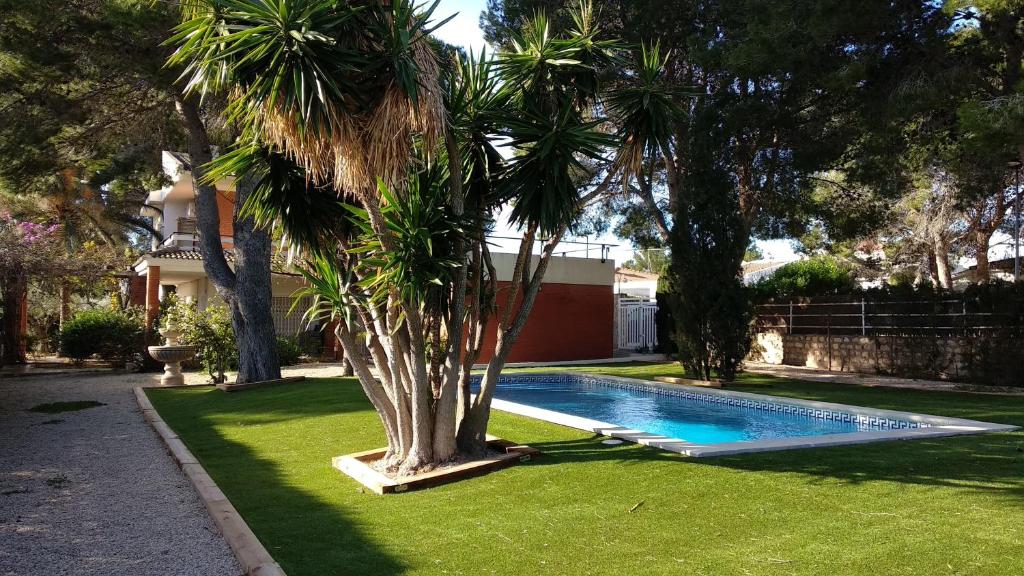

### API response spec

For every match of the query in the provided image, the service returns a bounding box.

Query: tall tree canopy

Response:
[1,0,286,381]
[486,0,953,377]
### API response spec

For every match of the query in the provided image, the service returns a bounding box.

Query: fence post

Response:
[962,299,967,337]
[827,313,832,372]
[788,301,793,335]
[861,298,866,336]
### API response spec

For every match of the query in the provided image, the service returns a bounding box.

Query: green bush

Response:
[60,308,145,364]
[276,336,303,367]
[164,296,237,383]
[753,256,856,299]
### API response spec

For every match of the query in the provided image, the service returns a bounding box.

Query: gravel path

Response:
[0,371,243,576]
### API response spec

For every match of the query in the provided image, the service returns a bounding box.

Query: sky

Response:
[431,0,799,265]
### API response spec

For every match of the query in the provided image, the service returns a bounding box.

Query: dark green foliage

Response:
[662,271,752,382]
[956,282,1024,386]
[275,337,303,367]
[653,291,677,355]
[210,144,353,258]
[58,308,144,364]
[164,297,237,384]
[752,256,857,299]
[656,109,754,381]
[496,9,619,235]
[28,401,105,414]
[347,174,465,310]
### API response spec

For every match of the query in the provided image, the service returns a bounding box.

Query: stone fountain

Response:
[147,320,197,386]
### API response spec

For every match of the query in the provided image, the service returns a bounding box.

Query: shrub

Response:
[276,336,303,367]
[60,308,144,364]
[753,256,856,299]
[164,297,237,383]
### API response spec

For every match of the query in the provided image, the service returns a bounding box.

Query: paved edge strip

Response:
[133,386,287,576]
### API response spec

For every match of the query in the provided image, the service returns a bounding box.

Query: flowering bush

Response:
[1,214,64,364]
[0,213,62,276]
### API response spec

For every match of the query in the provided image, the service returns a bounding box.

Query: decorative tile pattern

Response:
[474,373,929,430]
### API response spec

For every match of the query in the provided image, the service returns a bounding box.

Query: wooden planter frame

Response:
[333,437,539,494]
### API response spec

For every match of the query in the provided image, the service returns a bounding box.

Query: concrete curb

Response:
[134,387,286,576]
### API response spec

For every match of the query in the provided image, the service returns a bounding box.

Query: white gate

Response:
[616,299,659,350]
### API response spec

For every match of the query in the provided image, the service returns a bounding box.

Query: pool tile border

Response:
[481,373,1018,457]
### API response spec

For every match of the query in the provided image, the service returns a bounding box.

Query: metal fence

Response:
[270,296,313,336]
[754,297,1024,337]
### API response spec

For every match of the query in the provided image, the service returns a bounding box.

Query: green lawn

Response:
[146,363,1024,576]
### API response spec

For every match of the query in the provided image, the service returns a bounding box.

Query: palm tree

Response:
[169,0,624,473]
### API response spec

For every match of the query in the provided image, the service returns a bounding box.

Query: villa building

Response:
[126,152,615,363]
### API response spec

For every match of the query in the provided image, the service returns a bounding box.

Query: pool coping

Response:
[488,372,1019,457]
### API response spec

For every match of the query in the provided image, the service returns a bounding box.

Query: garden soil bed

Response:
[333,437,540,494]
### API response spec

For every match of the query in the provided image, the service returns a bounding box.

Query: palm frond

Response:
[605,41,689,178]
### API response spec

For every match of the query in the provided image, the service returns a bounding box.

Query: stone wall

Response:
[747,332,1021,384]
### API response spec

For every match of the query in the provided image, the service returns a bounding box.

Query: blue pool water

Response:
[487,375,898,445]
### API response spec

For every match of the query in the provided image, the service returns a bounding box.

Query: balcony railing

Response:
[158,231,234,251]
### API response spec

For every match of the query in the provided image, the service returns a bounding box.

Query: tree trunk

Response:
[458,230,562,454]
[58,282,71,330]
[933,238,953,290]
[1,274,28,364]
[230,174,281,383]
[431,130,469,463]
[974,232,992,282]
[176,95,281,384]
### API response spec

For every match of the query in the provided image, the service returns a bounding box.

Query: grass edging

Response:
[133,386,287,576]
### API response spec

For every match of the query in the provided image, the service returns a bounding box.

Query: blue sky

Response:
[433,0,489,53]
[430,0,798,264]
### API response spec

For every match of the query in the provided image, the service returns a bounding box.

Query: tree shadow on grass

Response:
[150,377,375,426]
[521,429,1024,504]
[147,382,407,576]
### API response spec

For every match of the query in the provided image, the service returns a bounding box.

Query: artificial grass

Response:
[146,364,1024,576]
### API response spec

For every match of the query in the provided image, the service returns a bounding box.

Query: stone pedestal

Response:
[159,355,186,386]
[147,321,196,387]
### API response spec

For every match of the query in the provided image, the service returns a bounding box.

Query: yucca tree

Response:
[169,0,625,473]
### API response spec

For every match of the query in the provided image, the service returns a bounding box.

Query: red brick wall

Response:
[216,190,235,247]
[474,281,613,363]
[145,266,161,329]
[127,275,147,308]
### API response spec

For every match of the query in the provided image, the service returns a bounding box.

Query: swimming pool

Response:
[479,373,1016,456]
